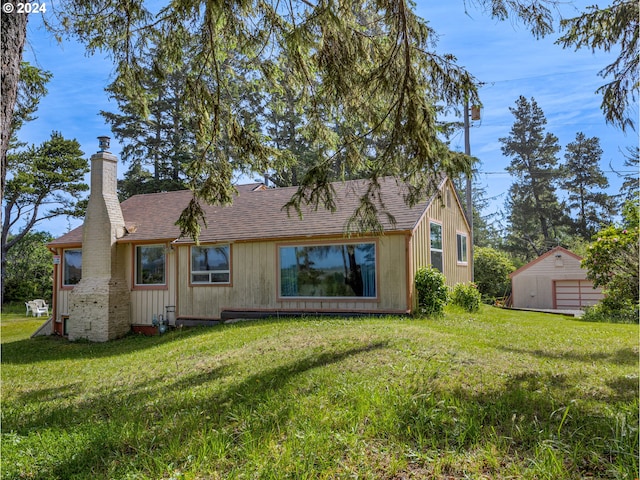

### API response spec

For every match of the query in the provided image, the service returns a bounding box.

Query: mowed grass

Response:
[1,307,638,479]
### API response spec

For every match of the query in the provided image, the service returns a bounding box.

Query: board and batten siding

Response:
[409,181,471,291]
[175,235,409,320]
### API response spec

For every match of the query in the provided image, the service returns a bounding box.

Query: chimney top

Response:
[97,136,111,153]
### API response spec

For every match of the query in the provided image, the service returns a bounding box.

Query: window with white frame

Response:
[191,245,231,284]
[63,249,82,286]
[430,222,443,272]
[457,233,468,263]
[135,245,166,286]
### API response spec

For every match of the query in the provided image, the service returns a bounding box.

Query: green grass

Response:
[2,306,638,479]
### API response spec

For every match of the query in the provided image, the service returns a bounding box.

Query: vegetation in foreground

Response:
[1,307,638,479]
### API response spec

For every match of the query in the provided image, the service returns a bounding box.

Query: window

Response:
[430,222,443,272]
[191,245,231,284]
[135,245,166,286]
[63,249,82,286]
[279,242,376,298]
[457,233,468,263]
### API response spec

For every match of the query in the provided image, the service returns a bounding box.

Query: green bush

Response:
[473,247,515,303]
[450,282,481,312]
[581,301,639,324]
[414,266,448,316]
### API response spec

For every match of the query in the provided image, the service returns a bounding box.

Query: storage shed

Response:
[509,246,604,310]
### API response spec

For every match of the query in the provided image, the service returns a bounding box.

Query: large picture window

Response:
[430,222,443,272]
[279,242,376,298]
[191,245,230,284]
[63,249,82,286]
[135,245,166,286]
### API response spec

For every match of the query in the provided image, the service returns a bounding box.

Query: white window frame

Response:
[190,244,231,285]
[429,221,443,273]
[456,232,468,264]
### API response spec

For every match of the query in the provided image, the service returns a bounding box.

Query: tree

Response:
[0,1,604,239]
[47,0,569,240]
[582,199,639,312]
[500,96,566,259]
[560,132,614,239]
[611,146,639,207]
[3,231,54,303]
[473,246,515,303]
[557,0,639,131]
[1,132,89,300]
[1,3,29,196]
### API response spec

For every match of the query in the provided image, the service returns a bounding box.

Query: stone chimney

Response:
[67,136,131,341]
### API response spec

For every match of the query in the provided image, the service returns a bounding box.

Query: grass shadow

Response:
[1,326,218,364]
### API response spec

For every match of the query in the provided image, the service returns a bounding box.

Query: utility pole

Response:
[464,99,474,281]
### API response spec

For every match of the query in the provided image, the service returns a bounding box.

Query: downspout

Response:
[48,247,60,335]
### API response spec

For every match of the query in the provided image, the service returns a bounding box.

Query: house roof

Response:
[49,177,446,246]
[509,246,583,279]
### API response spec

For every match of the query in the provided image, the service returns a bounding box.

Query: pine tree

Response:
[560,132,614,239]
[500,96,565,259]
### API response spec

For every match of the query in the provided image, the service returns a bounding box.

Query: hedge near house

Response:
[414,266,448,316]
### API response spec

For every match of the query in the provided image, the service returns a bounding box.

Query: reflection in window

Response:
[136,245,166,285]
[457,233,468,263]
[63,249,82,286]
[279,243,376,298]
[191,245,230,284]
[430,222,443,272]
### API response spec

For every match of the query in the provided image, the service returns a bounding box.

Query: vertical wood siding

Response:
[175,235,408,319]
[410,181,471,289]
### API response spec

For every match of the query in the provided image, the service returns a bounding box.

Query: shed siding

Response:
[511,249,603,309]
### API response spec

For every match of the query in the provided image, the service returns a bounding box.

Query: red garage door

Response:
[554,280,604,309]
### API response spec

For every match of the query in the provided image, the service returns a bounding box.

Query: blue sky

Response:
[17,1,638,238]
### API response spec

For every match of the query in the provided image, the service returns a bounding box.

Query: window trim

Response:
[456,231,468,265]
[429,221,444,272]
[62,248,82,289]
[189,243,232,287]
[276,239,379,302]
[133,243,167,289]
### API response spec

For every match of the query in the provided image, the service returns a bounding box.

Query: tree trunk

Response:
[1,6,28,202]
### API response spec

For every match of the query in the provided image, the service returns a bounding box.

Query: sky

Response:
[15,0,639,238]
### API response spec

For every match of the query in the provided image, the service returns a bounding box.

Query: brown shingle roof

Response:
[49,177,441,246]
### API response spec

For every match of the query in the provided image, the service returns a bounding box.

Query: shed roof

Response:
[49,176,445,246]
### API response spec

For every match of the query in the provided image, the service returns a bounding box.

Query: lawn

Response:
[1,306,638,479]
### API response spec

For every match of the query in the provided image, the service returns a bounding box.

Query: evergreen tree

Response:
[2,132,89,300]
[560,132,614,239]
[500,96,565,259]
[558,0,639,131]
[612,146,639,207]
[3,231,54,303]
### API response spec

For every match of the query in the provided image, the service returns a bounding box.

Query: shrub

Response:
[581,301,639,324]
[450,282,482,312]
[473,247,516,303]
[414,266,448,316]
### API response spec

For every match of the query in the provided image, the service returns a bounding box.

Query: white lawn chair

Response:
[29,299,49,317]
[25,301,34,316]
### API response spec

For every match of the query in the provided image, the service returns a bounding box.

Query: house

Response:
[47,138,472,341]
[509,246,604,310]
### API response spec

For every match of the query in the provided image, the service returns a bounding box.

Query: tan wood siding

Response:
[410,180,471,290]
[175,235,409,319]
[510,249,599,309]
